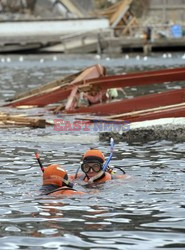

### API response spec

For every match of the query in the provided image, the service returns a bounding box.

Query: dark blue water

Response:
[0,53,185,249]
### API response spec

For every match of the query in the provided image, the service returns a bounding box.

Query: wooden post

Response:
[96,33,102,55]
[143,44,150,55]
[163,0,167,22]
[63,41,68,54]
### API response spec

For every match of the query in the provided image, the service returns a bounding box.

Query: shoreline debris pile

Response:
[97,0,138,37]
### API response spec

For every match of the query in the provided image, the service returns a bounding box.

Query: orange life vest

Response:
[43,186,85,196]
[48,188,85,197]
[69,171,126,184]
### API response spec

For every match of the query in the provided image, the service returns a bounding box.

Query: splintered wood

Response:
[98,0,138,36]
[0,113,46,128]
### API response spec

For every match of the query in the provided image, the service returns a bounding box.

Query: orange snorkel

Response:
[35,152,44,173]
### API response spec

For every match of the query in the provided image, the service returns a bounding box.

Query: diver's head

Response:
[43,164,73,188]
[81,149,105,177]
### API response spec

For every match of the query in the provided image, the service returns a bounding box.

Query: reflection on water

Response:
[0,54,185,249]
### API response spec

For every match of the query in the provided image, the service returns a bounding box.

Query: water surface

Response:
[0,53,185,249]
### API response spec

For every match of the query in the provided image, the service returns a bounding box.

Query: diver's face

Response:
[81,162,102,177]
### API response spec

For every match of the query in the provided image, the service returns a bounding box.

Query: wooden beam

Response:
[105,102,185,120]
[66,88,185,115]
[59,0,84,17]
[110,0,133,27]
[11,71,80,101]
[5,64,106,107]
[84,66,185,90]
[76,102,185,123]
[65,86,79,110]
[149,5,185,10]
[0,114,46,128]
[121,17,138,35]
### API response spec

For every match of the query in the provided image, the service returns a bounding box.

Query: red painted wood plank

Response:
[82,104,185,123]
[67,88,185,115]
[85,67,185,89]
[5,66,185,107]
[119,105,185,122]
[86,66,185,84]
[8,87,72,107]
[5,64,105,107]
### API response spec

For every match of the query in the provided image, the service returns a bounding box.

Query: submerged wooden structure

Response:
[4,64,185,123]
[5,64,106,107]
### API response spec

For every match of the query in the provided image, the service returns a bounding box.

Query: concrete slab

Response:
[0,19,109,37]
[99,117,185,142]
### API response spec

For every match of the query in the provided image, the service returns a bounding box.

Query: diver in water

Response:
[36,138,126,191]
[69,148,126,184]
[40,164,85,196]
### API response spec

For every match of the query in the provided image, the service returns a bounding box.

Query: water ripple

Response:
[0,54,185,249]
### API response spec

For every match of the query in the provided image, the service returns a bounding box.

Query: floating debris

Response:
[0,113,48,128]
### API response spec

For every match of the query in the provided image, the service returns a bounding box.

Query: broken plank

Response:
[66,88,185,115]
[110,0,133,27]
[5,64,106,107]
[82,66,185,90]
[0,114,46,128]
[75,102,185,124]
[100,102,185,123]
[10,71,81,101]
